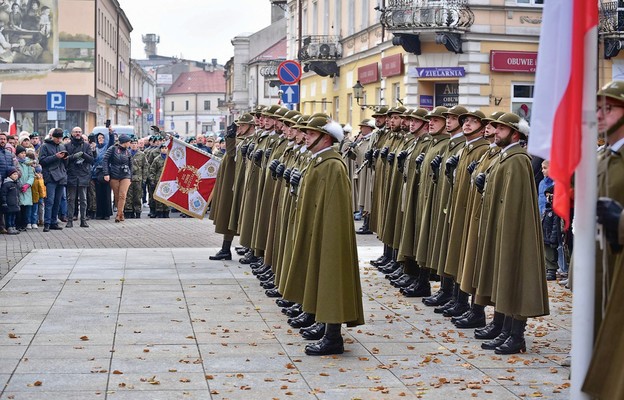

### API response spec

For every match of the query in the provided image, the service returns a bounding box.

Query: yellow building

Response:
[285,0,551,128]
[0,0,131,134]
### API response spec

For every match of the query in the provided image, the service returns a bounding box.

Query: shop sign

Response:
[420,95,434,109]
[434,83,459,107]
[381,54,403,77]
[410,67,465,78]
[490,51,538,73]
[358,63,379,84]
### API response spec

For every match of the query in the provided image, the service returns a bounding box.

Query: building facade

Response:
[164,69,226,136]
[285,0,551,126]
[0,0,132,135]
[129,59,156,137]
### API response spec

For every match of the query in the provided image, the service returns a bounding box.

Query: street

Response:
[0,212,571,399]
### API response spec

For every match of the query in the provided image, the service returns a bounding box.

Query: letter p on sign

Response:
[46,91,66,111]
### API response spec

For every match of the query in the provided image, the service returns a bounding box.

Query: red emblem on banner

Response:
[153,138,221,219]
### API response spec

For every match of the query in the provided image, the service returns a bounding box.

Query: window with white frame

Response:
[511,83,534,122]
[333,96,339,119]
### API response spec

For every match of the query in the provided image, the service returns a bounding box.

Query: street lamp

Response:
[352,80,387,111]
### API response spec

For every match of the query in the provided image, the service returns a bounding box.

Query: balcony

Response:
[378,0,475,54]
[600,0,624,58]
[298,35,342,78]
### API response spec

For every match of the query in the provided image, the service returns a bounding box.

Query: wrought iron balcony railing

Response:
[379,0,474,32]
[298,35,343,62]
[599,0,624,58]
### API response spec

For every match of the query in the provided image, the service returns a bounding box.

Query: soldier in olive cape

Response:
[474,112,549,355]
[584,81,624,399]
[282,116,365,356]
[123,138,148,219]
[353,118,376,234]
[209,115,251,261]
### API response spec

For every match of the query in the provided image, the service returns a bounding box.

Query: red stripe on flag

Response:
[550,0,597,229]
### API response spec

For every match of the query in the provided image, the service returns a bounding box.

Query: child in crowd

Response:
[1,167,21,235]
[31,163,46,229]
[538,160,562,281]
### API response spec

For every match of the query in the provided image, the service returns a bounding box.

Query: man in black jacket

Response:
[65,127,94,228]
[39,128,68,232]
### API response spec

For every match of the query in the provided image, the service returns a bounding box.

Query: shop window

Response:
[434,82,459,107]
[511,83,534,121]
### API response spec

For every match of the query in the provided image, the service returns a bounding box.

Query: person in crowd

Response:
[65,126,94,228]
[0,132,18,234]
[102,134,133,223]
[0,166,20,234]
[123,138,147,219]
[38,128,68,232]
[92,131,114,220]
[30,163,45,229]
[15,145,34,230]
[148,144,169,218]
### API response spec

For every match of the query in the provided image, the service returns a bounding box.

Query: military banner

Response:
[153,137,220,219]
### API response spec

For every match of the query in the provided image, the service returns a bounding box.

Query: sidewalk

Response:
[0,245,571,399]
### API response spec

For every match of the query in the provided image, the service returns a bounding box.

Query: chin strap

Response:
[607,115,624,137]
[308,133,324,150]
[464,123,485,137]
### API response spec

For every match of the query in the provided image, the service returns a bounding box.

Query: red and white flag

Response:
[528,0,598,228]
[153,137,221,219]
[8,107,16,136]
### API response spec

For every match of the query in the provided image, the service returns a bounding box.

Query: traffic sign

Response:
[280,84,300,105]
[46,91,66,111]
[277,60,302,85]
[147,113,154,122]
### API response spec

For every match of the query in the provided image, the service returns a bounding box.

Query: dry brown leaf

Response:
[80,336,89,341]
[264,378,275,382]
[118,382,126,388]
[205,375,214,380]
[26,380,42,387]
[146,376,160,385]
[210,390,219,394]
[180,378,190,383]
[112,370,123,375]
[236,373,244,379]
[285,363,296,369]
[8,333,19,339]
[168,369,177,372]
[319,372,329,376]
[143,348,150,353]
[240,385,251,390]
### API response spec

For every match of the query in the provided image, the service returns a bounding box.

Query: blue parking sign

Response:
[46,91,66,111]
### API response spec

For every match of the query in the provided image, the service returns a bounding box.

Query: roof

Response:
[164,70,225,95]
[249,37,287,64]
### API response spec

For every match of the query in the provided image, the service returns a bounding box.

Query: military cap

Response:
[372,106,389,117]
[443,105,469,117]
[409,108,430,122]
[358,118,376,128]
[490,112,530,139]
[280,110,302,125]
[458,110,486,126]
[252,105,267,116]
[273,107,290,118]
[310,112,330,119]
[62,130,70,138]
[130,137,138,143]
[261,104,282,117]
[481,111,505,125]
[386,106,407,115]
[292,114,311,130]
[159,143,167,149]
[235,113,255,126]
[304,116,344,142]
[425,106,449,120]
[597,80,624,103]
[401,108,415,117]
[29,132,39,138]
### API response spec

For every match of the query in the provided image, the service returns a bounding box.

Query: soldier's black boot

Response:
[454,303,486,329]
[282,303,302,317]
[481,315,512,350]
[124,211,132,219]
[402,267,431,297]
[391,273,415,288]
[239,251,259,264]
[443,286,470,317]
[305,323,344,356]
[80,219,89,228]
[135,211,141,218]
[386,265,404,280]
[235,246,248,256]
[379,249,400,274]
[356,215,372,234]
[210,239,233,260]
[475,311,505,339]
[370,245,391,267]
[164,211,170,218]
[495,318,527,354]
[423,277,453,306]
[434,282,458,314]
[301,322,326,340]
[288,312,316,329]
[265,288,281,298]
[253,264,271,276]
[276,298,295,308]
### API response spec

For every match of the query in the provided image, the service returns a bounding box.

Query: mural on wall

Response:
[0,0,58,67]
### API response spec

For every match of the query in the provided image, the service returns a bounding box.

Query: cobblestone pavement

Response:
[1,209,380,279]
[0,210,571,399]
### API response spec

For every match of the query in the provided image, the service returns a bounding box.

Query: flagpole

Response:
[570,24,597,400]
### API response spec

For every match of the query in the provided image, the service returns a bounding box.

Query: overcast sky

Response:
[118,0,274,64]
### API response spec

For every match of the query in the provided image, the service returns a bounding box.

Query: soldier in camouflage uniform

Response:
[148,144,169,218]
[123,138,148,219]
